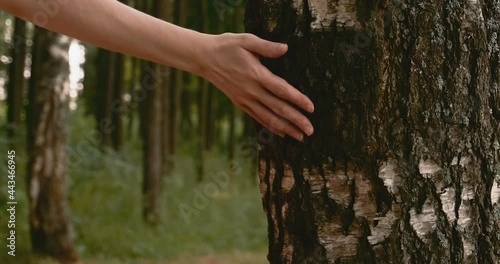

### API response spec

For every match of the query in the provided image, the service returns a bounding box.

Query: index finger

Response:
[258,67,314,113]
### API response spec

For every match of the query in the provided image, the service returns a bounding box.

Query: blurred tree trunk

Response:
[112,52,125,150]
[27,28,78,263]
[169,0,188,164]
[197,76,210,181]
[96,49,116,148]
[6,18,27,138]
[141,0,170,223]
[127,56,138,140]
[180,88,193,137]
[197,0,211,181]
[246,0,499,263]
[205,85,216,150]
[141,61,163,223]
[161,1,173,177]
[91,1,128,150]
[228,106,236,161]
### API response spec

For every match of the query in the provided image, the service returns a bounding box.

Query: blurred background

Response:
[0,0,269,263]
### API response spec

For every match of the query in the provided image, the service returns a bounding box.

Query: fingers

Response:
[258,90,314,136]
[239,34,288,59]
[246,101,305,141]
[242,105,286,138]
[259,67,315,114]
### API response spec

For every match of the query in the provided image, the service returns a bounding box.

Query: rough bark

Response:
[27,28,78,263]
[246,0,500,263]
[6,18,27,138]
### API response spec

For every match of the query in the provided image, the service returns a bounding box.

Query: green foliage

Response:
[0,107,266,263]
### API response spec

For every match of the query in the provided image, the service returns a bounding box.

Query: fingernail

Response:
[309,104,315,113]
[305,125,314,136]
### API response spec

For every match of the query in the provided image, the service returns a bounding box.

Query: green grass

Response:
[0,107,268,263]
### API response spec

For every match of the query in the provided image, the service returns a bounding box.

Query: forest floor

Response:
[0,107,268,264]
[8,251,267,264]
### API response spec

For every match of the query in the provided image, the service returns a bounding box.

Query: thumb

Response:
[241,34,288,58]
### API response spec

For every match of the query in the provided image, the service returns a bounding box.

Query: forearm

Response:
[1,0,316,140]
[0,0,209,74]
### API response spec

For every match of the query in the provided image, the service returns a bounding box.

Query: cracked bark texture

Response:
[245,0,500,263]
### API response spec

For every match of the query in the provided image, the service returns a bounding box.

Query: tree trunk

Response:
[95,49,116,148]
[246,1,499,263]
[6,18,28,138]
[112,52,125,150]
[27,28,78,263]
[161,5,174,178]
[141,0,170,223]
[141,62,163,223]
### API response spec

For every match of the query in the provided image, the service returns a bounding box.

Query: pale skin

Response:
[0,0,315,141]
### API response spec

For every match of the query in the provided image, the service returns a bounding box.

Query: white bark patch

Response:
[30,177,40,206]
[303,167,324,194]
[378,159,401,196]
[281,164,295,192]
[352,170,378,222]
[308,0,361,30]
[325,167,351,207]
[462,238,475,258]
[440,187,456,222]
[281,203,294,263]
[467,0,485,23]
[410,198,437,242]
[418,158,442,177]
[461,185,475,201]
[292,0,303,11]
[458,197,474,258]
[451,156,471,167]
[368,211,397,245]
[491,181,500,205]
[317,219,359,261]
[268,162,280,245]
[458,200,475,258]
[304,164,377,260]
[258,159,267,200]
[308,165,377,221]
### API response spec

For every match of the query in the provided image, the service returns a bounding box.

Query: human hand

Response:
[197,33,314,141]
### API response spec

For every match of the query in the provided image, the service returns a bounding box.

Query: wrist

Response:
[190,32,217,78]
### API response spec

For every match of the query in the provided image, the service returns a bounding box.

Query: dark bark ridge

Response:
[246,0,499,263]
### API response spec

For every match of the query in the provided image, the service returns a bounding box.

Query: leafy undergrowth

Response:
[20,251,267,264]
[0,107,268,263]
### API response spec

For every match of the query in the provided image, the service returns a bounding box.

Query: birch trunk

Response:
[246,0,500,263]
[27,28,78,262]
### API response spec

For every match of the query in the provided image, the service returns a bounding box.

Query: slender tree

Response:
[141,0,170,223]
[6,18,28,138]
[112,51,125,150]
[27,28,78,262]
[246,0,499,263]
[196,0,211,181]
[169,0,188,162]
[85,1,129,150]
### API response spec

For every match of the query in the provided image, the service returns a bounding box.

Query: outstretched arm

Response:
[0,0,314,140]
